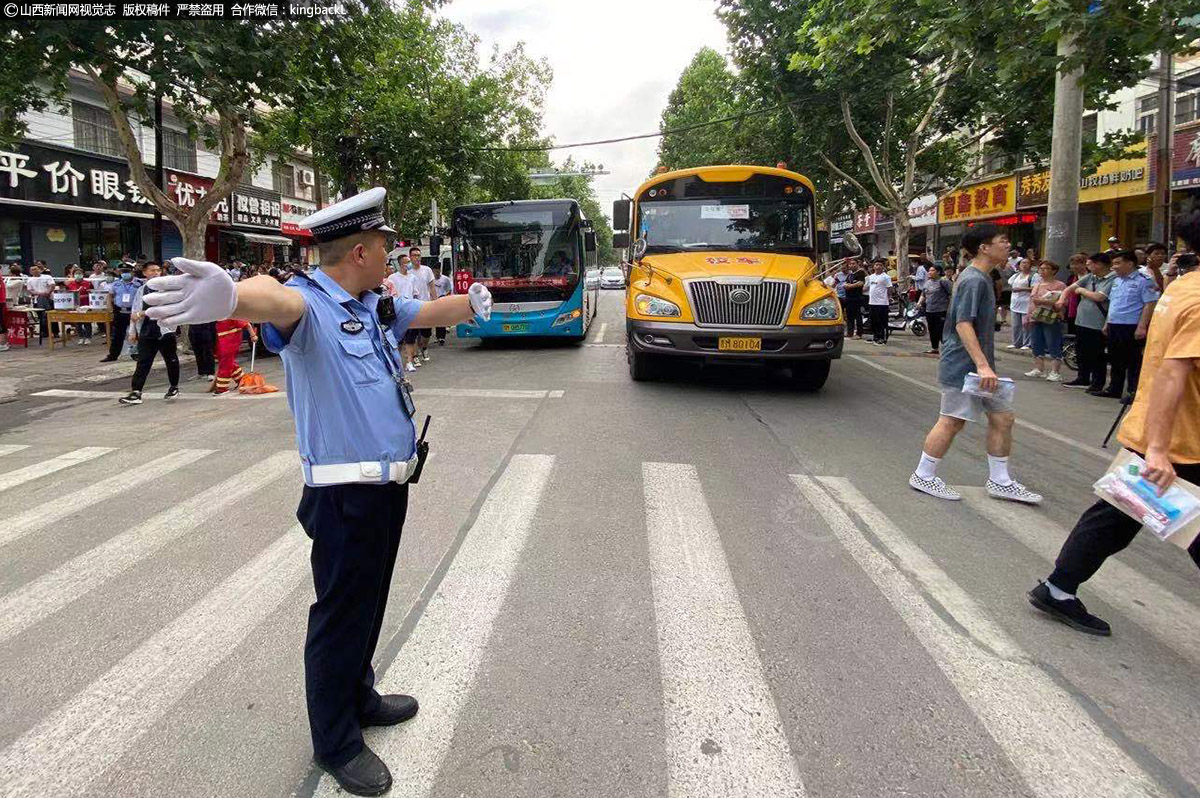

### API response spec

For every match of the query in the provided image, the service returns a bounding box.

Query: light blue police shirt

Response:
[1106,272,1160,325]
[262,268,423,486]
[109,277,142,310]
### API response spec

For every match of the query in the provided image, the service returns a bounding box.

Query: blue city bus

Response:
[452,199,599,342]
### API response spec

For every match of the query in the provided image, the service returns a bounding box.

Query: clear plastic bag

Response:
[962,372,1016,403]
[1093,454,1200,541]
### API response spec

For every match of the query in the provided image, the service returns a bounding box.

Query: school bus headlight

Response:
[635,293,680,317]
[801,297,839,321]
[552,308,583,326]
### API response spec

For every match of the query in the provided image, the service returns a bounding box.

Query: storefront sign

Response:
[1150,128,1200,189]
[938,177,1016,223]
[830,213,853,244]
[281,198,316,237]
[231,184,282,230]
[1017,155,1149,208]
[852,206,877,234]
[164,169,230,224]
[0,141,154,216]
[907,194,938,227]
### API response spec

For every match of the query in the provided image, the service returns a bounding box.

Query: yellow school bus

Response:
[611,165,842,390]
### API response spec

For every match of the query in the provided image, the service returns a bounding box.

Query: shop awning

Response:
[227,230,294,246]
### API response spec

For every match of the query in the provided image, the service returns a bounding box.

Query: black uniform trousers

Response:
[926,311,947,352]
[1049,461,1200,594]
[106,310,131,360]
[297,481,409,768]
[1075,325,1108,390]
[1106,323,1145,396]
[130,333,180,392]
[843,296,864,337]
[188,322,217,377]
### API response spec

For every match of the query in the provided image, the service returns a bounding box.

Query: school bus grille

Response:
[686,280,794,328]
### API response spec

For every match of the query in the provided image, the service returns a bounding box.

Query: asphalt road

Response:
[0,288,1197,798]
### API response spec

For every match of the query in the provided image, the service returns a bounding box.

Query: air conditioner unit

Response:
[299,169,315,186]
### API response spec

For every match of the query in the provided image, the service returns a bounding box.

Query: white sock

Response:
[1046,580,1075,601]
[988,455,1013,486]
[915,452,940,480]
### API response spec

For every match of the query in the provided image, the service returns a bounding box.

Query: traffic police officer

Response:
[142,187,493,796]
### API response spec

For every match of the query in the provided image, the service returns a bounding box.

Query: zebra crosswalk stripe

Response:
[0,447,116,494]
[0,449,215,550]
[318,454,556,798]
[644,462,806,798]
[0,444,31,458]
[0,526,311,798]
[960,487,1200,667]
[794,475,1163,798]
[0,450,296,646]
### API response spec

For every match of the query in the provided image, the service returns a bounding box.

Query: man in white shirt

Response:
[26,263,58,343]
[409,247,436,362]
[865,260,894,345]
[432,265,453,345]
[386,256,422,373]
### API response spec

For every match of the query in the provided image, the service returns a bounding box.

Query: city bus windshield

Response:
[453,203,581,302]
[638,197,814,255]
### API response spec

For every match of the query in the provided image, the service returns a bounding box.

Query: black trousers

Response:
[1106,323,1145,396]
[1049,462,1200,594]
[869,304,889,342]
[107,310,131,359]
[130,334,180,392]
[297,481,409,767]
[843,297,864,337]
[1075,325,1107,390]
[435,326,447,342]
[926,311,946,351]
[188,322,216,377]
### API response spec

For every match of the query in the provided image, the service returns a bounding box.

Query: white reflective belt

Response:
[307,456,419,487]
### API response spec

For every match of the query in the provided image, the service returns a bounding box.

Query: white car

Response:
[585,268,601,289]
[600,267,626,289]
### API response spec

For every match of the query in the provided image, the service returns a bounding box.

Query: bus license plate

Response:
[502,323,530,333]
[719,337,762,352]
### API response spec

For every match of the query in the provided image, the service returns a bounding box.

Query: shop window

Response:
[73,101,123,158]
[1,218,21,265]
[162,128,197,172]
[79,219,142,264]
[1136,94,1158,135]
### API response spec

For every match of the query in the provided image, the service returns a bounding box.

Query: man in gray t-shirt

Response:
[908,224,1042,506]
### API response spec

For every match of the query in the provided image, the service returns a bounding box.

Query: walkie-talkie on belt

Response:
[409,415,432,485]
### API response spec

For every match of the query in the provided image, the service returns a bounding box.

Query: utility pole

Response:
[1045,32,1085,273]
[153,91,164,264]
[1151,39,1174,245]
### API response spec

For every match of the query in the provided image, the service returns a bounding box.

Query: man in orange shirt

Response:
[1028,209,1200,636]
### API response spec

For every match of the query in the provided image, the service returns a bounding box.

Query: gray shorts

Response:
[939,385,1013,423]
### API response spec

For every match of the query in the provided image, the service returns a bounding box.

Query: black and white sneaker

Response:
[908,473,962,501]
[118,391,143,406]
[164,386,179,401]
[1027,582,1111,636]
[986,479,1043,505]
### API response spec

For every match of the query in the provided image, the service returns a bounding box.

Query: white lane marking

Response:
[411,388,558,400]
[0,526,310,798]
[0,447,116,494]
[847,354,1109,461]
[0,444,31,458]
[794,475,1163,798]
[315,455,555,798]
[547,389,565,398]
[31,389,285,401]
[583,343,623,348]
[0,449,215,551]
[643,462,806,798]
[590,321,609,343]
[0,451,296,645]
[960,487,1200,666]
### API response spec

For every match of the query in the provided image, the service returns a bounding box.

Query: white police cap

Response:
[300,186,396,243]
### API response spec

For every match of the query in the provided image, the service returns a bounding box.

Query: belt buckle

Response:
[360,462,383,480]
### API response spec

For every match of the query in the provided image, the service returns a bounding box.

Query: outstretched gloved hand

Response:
[468,282,493,322]
[143,258,238,330]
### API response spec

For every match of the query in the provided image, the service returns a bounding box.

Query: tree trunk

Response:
[893,215,912,286]
[180,218,207,260]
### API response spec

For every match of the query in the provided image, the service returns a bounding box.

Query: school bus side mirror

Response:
[612,232,630,250]
[584,231,597,252]
[612,199,631,231]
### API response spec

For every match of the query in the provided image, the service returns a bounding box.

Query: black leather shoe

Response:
[1028,582,1111,636]
[360,694,419,728]
[318,745,392,796]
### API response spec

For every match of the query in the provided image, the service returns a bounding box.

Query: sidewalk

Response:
[0,339,196,399]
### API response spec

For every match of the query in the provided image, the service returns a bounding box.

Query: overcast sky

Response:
[440,0,728,215]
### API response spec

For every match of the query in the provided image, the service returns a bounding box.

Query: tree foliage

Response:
[531,157,615,266]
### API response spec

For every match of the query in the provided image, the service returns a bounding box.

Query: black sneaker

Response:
[100,356,117,363]
[164,386,179,401]
[118,391,143,406]
[1027,582,1111,636]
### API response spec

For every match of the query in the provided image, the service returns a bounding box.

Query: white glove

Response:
[142,258,237,330]
[468,282,493,322]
